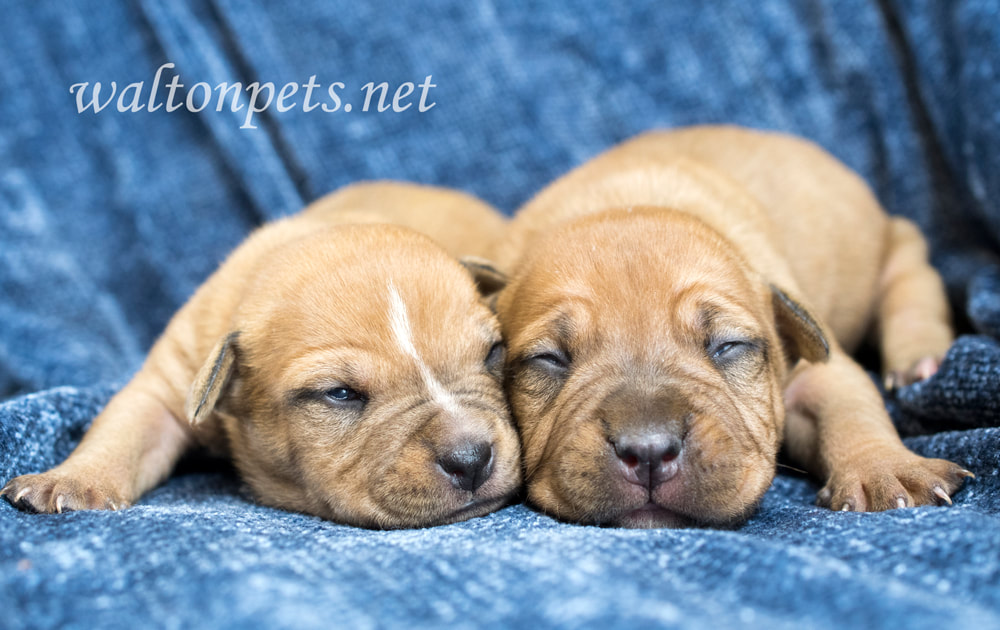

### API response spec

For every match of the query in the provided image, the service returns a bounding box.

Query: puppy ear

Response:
[460,256,508,297]
[770,285,829,364]
[185,332,240,425]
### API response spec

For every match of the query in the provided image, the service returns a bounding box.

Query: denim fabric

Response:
[1,1,999,628]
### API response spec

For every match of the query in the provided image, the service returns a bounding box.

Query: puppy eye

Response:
[712,341,743,357]
[528,349,570,372]
[710,340,756,363]
[485,341,505,368]
[324,386,366,404]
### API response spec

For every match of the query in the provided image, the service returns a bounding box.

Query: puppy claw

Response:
[883,373,898,392]
[13,487,32,504]
[840,503,851,512]
[933,486,952,506]
[54,495,65,514]
[960,469,976,480]
[896,497,906,509]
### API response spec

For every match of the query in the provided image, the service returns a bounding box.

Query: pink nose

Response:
[613,433,682,488]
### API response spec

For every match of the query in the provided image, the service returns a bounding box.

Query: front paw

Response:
[1,469,130,513]
[815,451,973,512]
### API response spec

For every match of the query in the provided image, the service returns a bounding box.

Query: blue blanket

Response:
[1,1,998,628]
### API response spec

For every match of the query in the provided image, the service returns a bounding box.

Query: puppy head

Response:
[187,224,521,528]
[496,209,827,528]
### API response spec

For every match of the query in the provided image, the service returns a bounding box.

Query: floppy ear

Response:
[185,332,240,425]
[770,285,829,365]
[460,256,508,298]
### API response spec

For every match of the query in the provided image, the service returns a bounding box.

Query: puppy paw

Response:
[1,471,130,513]
[884,356,942,392]
[815,452,973,512]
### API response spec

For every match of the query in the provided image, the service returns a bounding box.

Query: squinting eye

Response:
[325,386,365,403]
[713,342,740,357]
[529,349,570,371]
[711,341,749,360]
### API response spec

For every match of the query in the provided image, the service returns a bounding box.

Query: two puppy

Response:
[3,126,970,528]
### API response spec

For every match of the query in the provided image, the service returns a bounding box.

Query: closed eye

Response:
[712,341,746,359]
[527,348,571,372]
[708,338,765,368]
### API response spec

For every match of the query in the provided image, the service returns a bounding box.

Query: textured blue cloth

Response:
[1,1,999,628]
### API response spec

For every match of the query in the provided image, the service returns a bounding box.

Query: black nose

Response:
[437,441,494,493]
[613,432,683,488]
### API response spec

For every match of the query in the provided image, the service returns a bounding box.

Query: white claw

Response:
[55,495,65,513]
[883,374,896,391]
[933,486,953,505]
[13,487,31,503]
[840,503,851,512]
[896,497,906,509]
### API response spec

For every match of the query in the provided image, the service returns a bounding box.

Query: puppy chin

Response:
[531,454,768,529]
[364,489,516,530]
[436,493,514,526]
[611,503,693,529]
[359,465,521,529]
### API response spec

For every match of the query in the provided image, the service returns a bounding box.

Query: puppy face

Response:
[497,209,826,528]
[189,225,521,528]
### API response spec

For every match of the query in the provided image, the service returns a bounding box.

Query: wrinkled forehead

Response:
[501,212,767,346]
[238,230,497,380]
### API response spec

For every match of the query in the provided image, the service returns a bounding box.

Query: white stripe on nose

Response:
[388,282,462,416]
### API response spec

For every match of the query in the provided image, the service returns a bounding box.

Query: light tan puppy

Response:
[2,181,521,529]
[495,126,972,528]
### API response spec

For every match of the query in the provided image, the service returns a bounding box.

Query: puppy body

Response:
[3,182,521,528]
[497,126,967,527]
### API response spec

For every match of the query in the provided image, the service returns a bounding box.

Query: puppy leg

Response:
[783,349,971,511]
[2,377,190,513]
[877,217,953,390]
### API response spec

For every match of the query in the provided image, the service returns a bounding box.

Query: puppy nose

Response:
[613,432,682,488]
[437,441,494,493]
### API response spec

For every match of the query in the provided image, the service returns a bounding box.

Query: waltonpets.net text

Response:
[69,63,437,129]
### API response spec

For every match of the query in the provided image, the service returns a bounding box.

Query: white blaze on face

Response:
[387,282,463,416]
